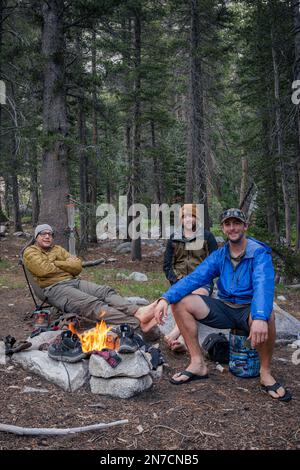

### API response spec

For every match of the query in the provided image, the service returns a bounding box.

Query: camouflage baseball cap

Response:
[219,208,247,224]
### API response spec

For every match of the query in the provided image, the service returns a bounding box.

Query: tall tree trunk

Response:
[30,155,39,226]
[151,117,163,237]
[11,171,22,232]
[10,84,22,232]
[39,0,69,248]
[3,174,10,218]
[77,31,88,251]
[271,29,291,246]
[131,10,142,261]
[78,93,88,250]
[186,0,209,228]
[292,0,300,251]
[239,157,248,211]
[88,28,98,243]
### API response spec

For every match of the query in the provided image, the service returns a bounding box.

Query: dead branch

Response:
[82,258,105,267]
[0,419,128,436]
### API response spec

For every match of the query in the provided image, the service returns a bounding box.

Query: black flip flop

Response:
[169,370,209,385]
[261,382,292,403]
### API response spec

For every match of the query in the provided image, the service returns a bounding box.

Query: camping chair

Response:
[19,239,81,333]
[19,237,52,310]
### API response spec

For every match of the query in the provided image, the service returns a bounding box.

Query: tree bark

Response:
[10,83,22,232]
[77,31,88,251]
[186,0,209,228]
[271,29,291,246]
[239,157,248,211]
[39,0,69,248]
[151,117,163,237]
[78,92,88,250]
[30,155,39,226]
[131,10,142,261]
[292,0,300,251]
[88,28,99,243]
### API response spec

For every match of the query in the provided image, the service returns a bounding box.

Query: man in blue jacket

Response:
[154,208,291,401]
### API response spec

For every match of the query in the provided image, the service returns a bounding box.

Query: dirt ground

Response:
[0,229,300,451]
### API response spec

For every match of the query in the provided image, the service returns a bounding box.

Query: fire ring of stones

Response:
[3,330,162,398]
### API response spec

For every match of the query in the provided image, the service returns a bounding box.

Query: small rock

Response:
[128,272,148,282]
[39,439,48,447]
[107,258,117,262]
[116,273,128,280]
[136,425,144,434]
[8,304,14,307]
[277,295,286,301]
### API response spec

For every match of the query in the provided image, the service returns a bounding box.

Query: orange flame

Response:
[68,316,115,353]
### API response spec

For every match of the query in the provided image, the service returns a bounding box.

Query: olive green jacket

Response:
[163,229,218,285]
[23,244,82,288]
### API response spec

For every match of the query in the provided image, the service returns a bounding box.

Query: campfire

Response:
[68,316,119,353]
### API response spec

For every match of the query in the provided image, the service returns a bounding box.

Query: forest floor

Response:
[0,226,300,451]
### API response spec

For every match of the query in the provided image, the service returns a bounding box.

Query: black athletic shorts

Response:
[198,295,251,334]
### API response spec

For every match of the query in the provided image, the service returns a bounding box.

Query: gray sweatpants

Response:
[43,278,140,328]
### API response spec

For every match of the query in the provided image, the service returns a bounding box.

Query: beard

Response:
[227,232,245,243]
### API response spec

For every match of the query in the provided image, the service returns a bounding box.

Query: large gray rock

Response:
[26,330,62,350]
[89,350,151,378]
[90,374,153,398]
[128,272,148,282]
[116,242,131,254]
[159,306,229,343]
[273,302,300,339]
[0,341,9,365]
[12,350,89,392]
[159,302,300,343]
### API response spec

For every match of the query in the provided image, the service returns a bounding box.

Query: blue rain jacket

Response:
[162,237,275,321]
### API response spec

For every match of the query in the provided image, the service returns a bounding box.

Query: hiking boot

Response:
[48,330,88,363]
[117,323,138,354]
[33,309,50,330]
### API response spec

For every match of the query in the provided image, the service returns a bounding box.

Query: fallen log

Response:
[285,284,300,289]
[82,258,105,267]
[0,419,128,436]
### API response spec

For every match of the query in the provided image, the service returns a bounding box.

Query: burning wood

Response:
[68,314,119,353]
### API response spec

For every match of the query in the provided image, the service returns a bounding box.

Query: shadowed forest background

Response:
[1,0,300,280]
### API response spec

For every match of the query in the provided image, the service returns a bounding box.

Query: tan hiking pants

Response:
[43,278,140,328]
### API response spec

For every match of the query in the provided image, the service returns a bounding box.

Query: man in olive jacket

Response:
[23,224,157,334]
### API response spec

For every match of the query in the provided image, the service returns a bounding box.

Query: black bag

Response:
[202,332,229,364]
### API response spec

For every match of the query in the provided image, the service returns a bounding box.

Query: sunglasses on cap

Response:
[220,208,247,224]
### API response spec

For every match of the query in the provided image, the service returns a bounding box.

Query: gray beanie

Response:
[34,224,53,238]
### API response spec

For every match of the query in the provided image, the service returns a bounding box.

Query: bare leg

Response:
[171,295,210,382]
[250,313,286,398]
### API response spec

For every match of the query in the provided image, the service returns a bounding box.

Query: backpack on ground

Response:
[202,332,229,364]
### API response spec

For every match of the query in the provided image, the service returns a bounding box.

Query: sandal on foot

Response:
[170,370,209,385]
[261,382,292,402]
